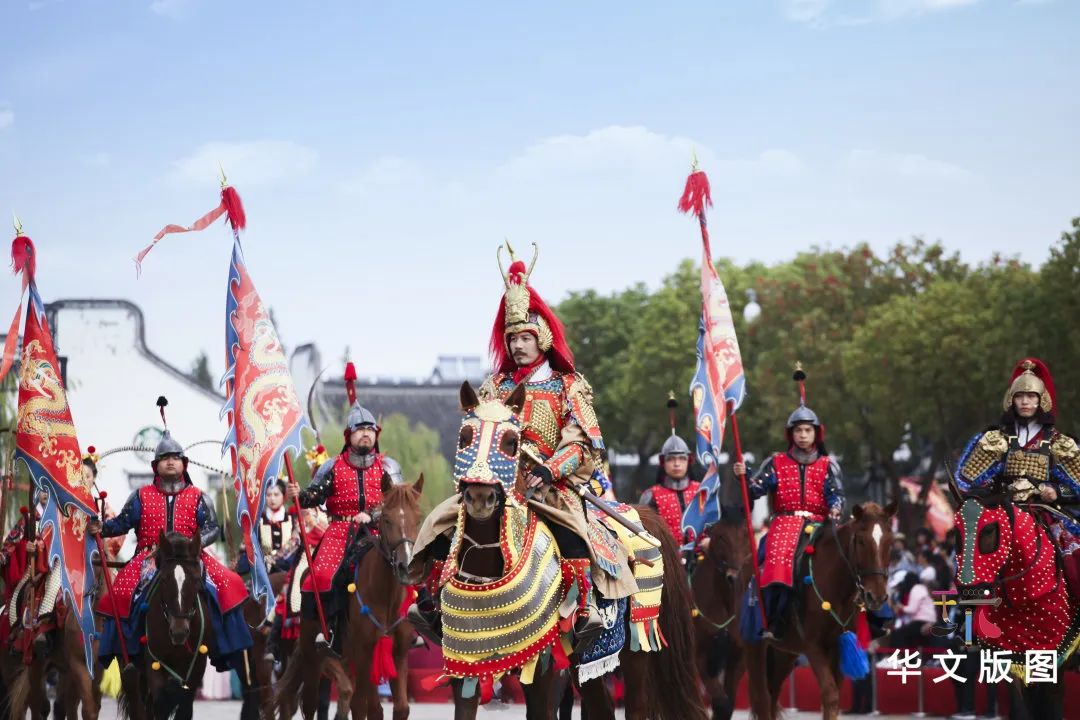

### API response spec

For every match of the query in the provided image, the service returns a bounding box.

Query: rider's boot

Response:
[407,586,442,646]
[571,563,605,653]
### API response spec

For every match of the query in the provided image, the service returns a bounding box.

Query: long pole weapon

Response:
[283,451,333,650]
[93,492,130,666]
[678,158,767,630]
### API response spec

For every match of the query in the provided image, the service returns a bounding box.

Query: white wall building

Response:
[47,299,231,556]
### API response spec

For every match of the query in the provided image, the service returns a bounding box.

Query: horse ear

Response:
[852,504,864,522]
[460,381,480,412]
[158,528,169,552]
[413,473,425,494]
[381,471,393,495]
[884,500,899,518]
[190,528,202,555]
[505,383,527,414]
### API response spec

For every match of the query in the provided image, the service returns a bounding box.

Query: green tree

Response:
[189,351,215,392]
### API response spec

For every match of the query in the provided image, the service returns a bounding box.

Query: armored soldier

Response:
[410,242,636,649]
[639,395,700,545]
[89,401,251,669]
[286,393,404,643]
[734,366,844,639]
[956,358,1080,595]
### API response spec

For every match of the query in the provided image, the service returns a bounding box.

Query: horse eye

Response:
[499,432,519,457]
[459,426,475,450]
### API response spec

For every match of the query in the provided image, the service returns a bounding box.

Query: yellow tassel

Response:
[821,601,832,612]
[347,583,357,593]
[804,525,815,535]
[151,661,161,671]
[199,644,209,655]
[691,608,700,617]
[520,654,538,685]
[99,659,121,698]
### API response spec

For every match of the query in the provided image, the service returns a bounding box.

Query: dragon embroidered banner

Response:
[4,236,99,670]
[677,171,747,539]
[221,230,309,615]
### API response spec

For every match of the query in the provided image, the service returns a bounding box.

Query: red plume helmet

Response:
[488,241,574,375]
[1004,357,1055,414]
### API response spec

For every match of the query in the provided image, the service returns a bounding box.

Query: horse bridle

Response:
[830,521,888,605]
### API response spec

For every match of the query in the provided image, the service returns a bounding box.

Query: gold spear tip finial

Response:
[218,163,228,188]
[12,213,22,236]
[690,147,699,172]
[504,237,517,260]
[793,361,807,382]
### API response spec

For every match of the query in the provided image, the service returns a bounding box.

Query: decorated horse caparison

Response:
[953,493,1080,719]
[408,381,707,720]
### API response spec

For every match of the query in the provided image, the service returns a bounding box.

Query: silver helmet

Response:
[153,430,186,461]
[660,433,691,457]
[346,401,379,433]
[786,404,821,429]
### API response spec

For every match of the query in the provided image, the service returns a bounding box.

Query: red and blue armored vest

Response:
[303,453,385,593]
[650,482,701,542]
[761,453,831,587]
[135,484,201,549]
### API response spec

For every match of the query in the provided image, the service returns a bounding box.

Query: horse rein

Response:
[829,521,887,612]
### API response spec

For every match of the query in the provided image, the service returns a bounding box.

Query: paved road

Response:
[98,698,926,718]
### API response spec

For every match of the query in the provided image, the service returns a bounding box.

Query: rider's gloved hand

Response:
[526,466,553,490]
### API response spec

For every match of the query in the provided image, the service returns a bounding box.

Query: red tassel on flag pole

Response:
[677,169,712,217]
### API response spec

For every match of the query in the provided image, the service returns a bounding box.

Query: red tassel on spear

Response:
[344,362,358,406]
[677,158,768,634]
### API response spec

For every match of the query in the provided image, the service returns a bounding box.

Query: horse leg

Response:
[68,659,99,720]
[765,649,798,716]
[696,629,730,720]
[616,648,648,720]
[390,627,411,720]
[320,657,354,720]
[450,679,480,720]
[743,640,774,720]
[522,661,558,720]
[803,644,840,720]
[718,642,746,720]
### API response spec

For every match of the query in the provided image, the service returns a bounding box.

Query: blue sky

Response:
[1,0,1077,379]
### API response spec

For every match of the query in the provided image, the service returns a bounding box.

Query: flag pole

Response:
[729,404,768,629]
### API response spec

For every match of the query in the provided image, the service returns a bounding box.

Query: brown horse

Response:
[690,516,752,720]
[431,381,708,720]
[743,501,896,720]
[277,474,424,720]
[116,531,216,720]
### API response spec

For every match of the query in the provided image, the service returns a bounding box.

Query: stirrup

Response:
[314,632,340,659]
[407,603,442,647]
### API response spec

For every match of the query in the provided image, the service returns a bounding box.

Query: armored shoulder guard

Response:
[1051,433,1080,485]
[381,455,405,485]
[565,373,604,450]
[958,429,1007,487]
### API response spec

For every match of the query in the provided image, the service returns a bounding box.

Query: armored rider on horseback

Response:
[733,366,845,640]
[639,395,700,547]
[285,394,404,649]
[87,398,251,671]
[956,358,1080,597]
[410,241,638,649]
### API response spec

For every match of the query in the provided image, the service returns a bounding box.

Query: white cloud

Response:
[340,156,426,195]
[149,0,192,19]
[169,140,317,187]
[845,148,975,181]
[0,109,12,131]
[784,0,983,25]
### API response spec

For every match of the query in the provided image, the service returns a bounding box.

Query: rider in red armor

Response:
[734,366,844,640]
[639,395,699,545]
[286,397,403,647]
[89,401,251,670]
[956,358,1080,597]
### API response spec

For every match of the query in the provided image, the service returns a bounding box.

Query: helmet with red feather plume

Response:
[489,241,574,375]
[1003,358,1055,414]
